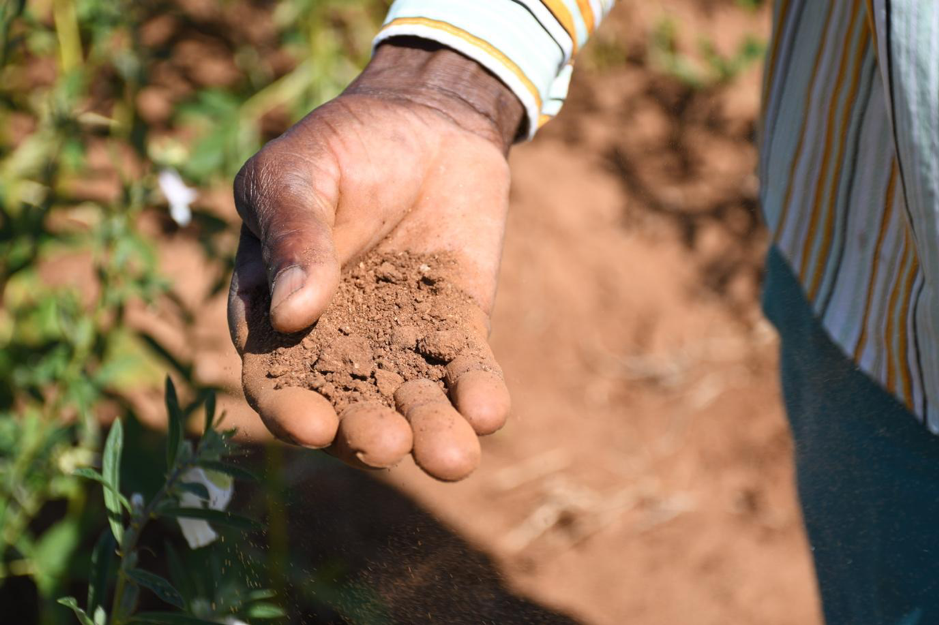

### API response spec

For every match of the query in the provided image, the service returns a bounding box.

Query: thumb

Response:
[234,150,341,334]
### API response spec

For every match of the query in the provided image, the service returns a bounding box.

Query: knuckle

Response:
[233,153,265,223]
[233,147,319,227]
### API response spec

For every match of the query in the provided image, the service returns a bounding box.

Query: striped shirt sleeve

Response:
[374,0,615,140]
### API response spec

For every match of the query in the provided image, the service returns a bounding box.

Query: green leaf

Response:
[158,507,262,532]
[34,519,81,595]
[245,602,287,619]
[88,530,116,614]
[129,612,219,625]
[246,589,277,603]
[126,569,185,609]
[57,597,95,625]
[74,468,132,511]
[195,459,259,483]
[102,419,124,546]
[176,482,210,500]
[137,331,193,380]
[165,376,184,471]
[93,353,146,389]
[203,391,216,435]
[72,466,103,480]
[117,580,140,619]
[183,129,228,182]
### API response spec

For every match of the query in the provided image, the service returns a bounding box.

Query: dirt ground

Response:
[133,1,824,623]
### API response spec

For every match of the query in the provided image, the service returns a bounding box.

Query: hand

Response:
[228,39,523,481]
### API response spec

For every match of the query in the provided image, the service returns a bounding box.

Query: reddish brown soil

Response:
[251,252,483,413]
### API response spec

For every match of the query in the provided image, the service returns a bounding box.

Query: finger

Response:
[331,402,413,469]
[228,227,267,355]
[446,355,511,436]
[461,302,492,338]
[394,379,480,482]
[234,152,341,334]
[242,352,339,448]
[444,303,510,435]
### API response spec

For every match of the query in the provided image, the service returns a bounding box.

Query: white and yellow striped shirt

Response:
[376,1,939,432]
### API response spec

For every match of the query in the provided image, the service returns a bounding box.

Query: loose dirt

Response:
[254,252,484,413]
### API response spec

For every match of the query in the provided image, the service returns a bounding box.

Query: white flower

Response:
[158,168,197,227]
[176,467,233,549]
[223,619,249,625]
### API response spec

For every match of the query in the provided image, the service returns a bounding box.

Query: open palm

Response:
[228,52,518,480]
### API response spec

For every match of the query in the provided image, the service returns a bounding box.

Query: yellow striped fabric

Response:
[375,0,613,139]
[764,0,939,431]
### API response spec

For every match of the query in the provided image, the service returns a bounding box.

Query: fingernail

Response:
[271,265,306,310]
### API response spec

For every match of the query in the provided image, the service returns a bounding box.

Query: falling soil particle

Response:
[251,252,486,412]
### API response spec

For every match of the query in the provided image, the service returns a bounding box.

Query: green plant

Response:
[0,2,185,614]
[735,0,767,11]
[583,31,631,72]
[649,16,766,90]
[0,0,431,621]
[58,380,281,625]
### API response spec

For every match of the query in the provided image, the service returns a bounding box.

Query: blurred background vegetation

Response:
[0,0,387,621]
[0,0,767,622]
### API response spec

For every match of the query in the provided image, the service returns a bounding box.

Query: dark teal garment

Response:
[763,246,939,625]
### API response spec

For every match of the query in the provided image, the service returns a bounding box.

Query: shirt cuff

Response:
[374,0,574,140]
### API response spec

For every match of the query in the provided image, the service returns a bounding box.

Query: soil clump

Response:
[252,251,483,412]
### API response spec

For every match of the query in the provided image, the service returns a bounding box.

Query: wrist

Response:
[345,38,525,153]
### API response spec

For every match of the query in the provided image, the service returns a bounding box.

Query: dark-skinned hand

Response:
[228,40,524,481]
